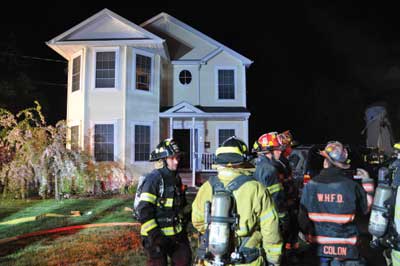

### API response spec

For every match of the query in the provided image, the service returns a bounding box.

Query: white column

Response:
[120,46,127,166]
[169,117,173,138]
[192,117,196,187]
[243,117,249,146]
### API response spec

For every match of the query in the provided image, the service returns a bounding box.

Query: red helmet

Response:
[256,132,280,153]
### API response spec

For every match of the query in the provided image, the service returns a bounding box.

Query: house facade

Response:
[47,9,252,185]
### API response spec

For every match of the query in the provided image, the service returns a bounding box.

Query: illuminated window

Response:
[136,54,152,91]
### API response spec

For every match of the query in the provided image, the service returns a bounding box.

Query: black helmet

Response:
[215,136,249,165]
[149,138,181,162]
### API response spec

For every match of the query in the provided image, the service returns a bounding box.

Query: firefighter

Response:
[136,138,191,266]
[298,141,368,266]
[252,132,286,215]
[276,130,301,264]
[192,136,283,266]
[369,143,400,266]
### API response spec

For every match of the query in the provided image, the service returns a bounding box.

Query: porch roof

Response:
[159,102,250,119]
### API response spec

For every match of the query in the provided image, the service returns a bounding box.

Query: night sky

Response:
[1,4,400,146]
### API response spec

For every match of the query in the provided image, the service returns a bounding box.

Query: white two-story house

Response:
[47,9,252,186]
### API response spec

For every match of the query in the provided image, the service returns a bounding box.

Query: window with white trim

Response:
[218,129,235,146]
[136,54,152,91]
[94,124,114,161]
[95,51,116,88]
[134,125,150,161]
[72,56,81,92]
[218,69,235,99]
[70,125,79,150]
[179,70,192,85]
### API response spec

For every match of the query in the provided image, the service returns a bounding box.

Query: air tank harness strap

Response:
[232,236,266,264]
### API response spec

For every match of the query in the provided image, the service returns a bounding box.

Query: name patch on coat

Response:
[323,245,347,256]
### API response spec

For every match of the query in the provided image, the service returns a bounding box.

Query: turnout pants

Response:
[142,233,192,266]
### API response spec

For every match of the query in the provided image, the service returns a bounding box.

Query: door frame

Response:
[173,120,204,170]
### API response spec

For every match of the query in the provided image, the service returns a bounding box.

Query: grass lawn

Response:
[0,196,149,265]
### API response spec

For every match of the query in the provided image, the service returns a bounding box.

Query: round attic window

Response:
[179,70,192,85]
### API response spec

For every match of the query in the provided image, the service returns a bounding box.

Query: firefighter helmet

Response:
[319,141,350,169]
[149,138,181,161]
[394,143,400,151]
[277,130,298,148]
[215,136,249,165]
[278,130,298,157]
[252,140,262,153]
[255,132,280,153]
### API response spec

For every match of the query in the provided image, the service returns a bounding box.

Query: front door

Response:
[173,129,190,169]
[173,128,199,169]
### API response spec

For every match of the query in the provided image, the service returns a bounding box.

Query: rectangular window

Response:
[95,51,116,88]
[70,125,79,150]
[218,129,235,146]
[136,54,152,91]
[218,69,235,99]
[72,56,81,92]
[94,124,114,161]
[135,125,150,161]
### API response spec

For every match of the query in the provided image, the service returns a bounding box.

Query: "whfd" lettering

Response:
[317,193,344,203]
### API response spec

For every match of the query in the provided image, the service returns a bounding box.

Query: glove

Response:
[148,229,169,247]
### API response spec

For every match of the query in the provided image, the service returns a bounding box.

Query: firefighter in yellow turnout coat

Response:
[192,137,283,266]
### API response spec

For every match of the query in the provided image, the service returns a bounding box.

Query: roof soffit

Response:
[48,9,164,44]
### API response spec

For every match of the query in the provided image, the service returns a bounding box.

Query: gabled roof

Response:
[160,102,205,114]
[141,13,253,67]
[160,102,250,119]
[47,9,169,59]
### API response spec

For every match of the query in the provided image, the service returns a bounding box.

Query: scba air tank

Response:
[208,191,232,264]
[368,167,392,237]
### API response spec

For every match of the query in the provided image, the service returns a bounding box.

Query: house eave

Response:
[46,39,169,60]
[141,12,253,67]
[159,112,250,119]
[171,60,201,65]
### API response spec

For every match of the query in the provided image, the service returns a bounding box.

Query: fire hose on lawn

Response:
[0,222,141,245]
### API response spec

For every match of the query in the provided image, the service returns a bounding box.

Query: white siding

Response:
[200,51,245,107]
[205,120,246,154]
[125,48,160,177]
[67,49,86,150]
[173,65,199,105]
